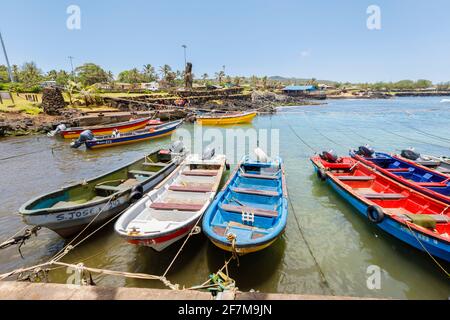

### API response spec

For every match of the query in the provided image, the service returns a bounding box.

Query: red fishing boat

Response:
[311,152,450,262]
[54,117,161,139]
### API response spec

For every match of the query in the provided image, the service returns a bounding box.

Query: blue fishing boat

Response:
[71,120,183,149]
[350,146,450,205]
[202,151,288,255]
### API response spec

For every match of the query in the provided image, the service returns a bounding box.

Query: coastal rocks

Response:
[41,87,66,115]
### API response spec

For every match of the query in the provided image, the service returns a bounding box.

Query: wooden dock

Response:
[0,282,372,300]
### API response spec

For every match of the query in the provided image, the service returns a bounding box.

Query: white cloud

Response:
[300,49,311,57]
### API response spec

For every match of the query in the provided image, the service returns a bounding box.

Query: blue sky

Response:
[1,0,449,83]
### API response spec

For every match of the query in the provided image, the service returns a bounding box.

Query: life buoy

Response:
[367,205,384,223]
[317,168,327,181]
[129,185,144,202]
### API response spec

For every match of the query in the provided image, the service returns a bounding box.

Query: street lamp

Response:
[0,30,14,82]
[68,56,75,77]
[181,45,187,68]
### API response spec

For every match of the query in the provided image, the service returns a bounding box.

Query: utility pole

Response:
[181,45,187,68]
[0,30,14,82]
[68,56,75,77]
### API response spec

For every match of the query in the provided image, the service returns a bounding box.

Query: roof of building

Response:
[282,85,316,91]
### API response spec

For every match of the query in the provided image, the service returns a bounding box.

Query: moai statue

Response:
[184,62,193,90]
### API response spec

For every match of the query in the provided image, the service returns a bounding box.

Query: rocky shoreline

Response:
[0,90,324,137]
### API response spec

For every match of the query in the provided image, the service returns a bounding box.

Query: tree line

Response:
[0,61,448,92]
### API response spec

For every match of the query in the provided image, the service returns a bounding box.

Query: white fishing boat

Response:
[114,149,226,251]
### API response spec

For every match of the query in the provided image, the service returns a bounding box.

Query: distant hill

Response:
[268,76,337,85]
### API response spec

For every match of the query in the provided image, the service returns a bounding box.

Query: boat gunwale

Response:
[196,111,257,120]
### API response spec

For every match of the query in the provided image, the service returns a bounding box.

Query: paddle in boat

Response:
[70,119,183,149]
[311,150,450,262]
[202,148,288,255]
[19,142,188,238]
[196,111,257,125]
[350,146,450,205]
[397,149,450,176]
[114,148,227,251]
[48,117,159,139]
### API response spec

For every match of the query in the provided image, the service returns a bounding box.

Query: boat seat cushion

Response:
[404,214,438,229]
[150,202,203,211]
[363,193,406,200]
[221,204,278,218]
[231,187,279,197]
[337,176,375,181]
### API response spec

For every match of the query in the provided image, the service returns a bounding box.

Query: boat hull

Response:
[311,161,450,262]
[125,222,195,252]
[60,117,151,139]
[85,120,182,149]
[196,112,256,125]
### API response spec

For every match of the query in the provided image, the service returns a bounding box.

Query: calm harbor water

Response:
[0,97,449,299]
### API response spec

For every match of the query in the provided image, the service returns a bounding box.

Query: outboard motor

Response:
[357,145,375,157]
[202,146,215,160]
[70,130,94,148]
[401,149,420,161]
[169,139,185,154]
[47,123,67,137]
[320,150,339,163]
[254,147,269,163]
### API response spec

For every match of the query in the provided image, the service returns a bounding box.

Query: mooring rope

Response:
[280,113,317,153]
[404,222,450,278]
[285,181,335,295]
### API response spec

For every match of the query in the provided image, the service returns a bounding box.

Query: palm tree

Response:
[143,64,157,82]
[215,71,225,84]
[202,73,208,81]
[159,64,172,81]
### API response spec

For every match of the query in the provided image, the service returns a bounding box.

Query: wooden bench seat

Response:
[168,185,212,193]
[95,185,123,192]
[142,162,168,167]
[129,170,156,176]
[337,176,375,181]
[150,202,203,211]
[182,170,218,177]
[363,193,406,200]
[231,187,279,197]
[221,204,278,218]
[240,173,278,180]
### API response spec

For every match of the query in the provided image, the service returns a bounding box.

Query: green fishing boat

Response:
[19,143,188,238]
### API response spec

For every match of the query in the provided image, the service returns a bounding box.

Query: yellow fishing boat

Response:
[196,111,257,125]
